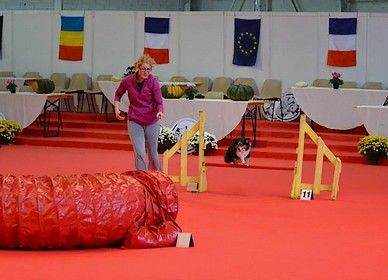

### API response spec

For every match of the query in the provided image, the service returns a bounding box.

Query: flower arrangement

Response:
[189,131,218,153]
[183,83,198,99]
[329,72,343,85]
[6,79,17,93]
[357,135,388,162]
[158,126,178,153]
[0,120,22,144]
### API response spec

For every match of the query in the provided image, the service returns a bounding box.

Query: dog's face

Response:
[233,138,251,152]
[224,137,251,165]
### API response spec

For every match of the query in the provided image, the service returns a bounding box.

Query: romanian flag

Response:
[233,18,261,67]
[144,17,169,64]
[327,17,357,67]
[59,16,84,61]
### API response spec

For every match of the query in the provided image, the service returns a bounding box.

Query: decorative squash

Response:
[161,84,184,98]
[294,81,308,88]
[226,84,254,101]
[32,79,55,94]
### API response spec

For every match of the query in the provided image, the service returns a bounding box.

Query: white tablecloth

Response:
[98,81,129,112]
[356,106,388,137]
[162,98,249,140]
[98,81,252,140]
[0,91,47,128]
[291,87,388,130]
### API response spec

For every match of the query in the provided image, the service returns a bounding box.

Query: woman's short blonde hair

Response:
[134,54,156,70]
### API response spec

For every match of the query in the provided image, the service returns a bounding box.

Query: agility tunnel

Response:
[0,170,181,249]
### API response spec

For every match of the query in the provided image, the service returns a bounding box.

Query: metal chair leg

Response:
[279,99,284,122]
[271,101,276,122]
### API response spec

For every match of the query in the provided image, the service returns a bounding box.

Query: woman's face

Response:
[137,63,152,81]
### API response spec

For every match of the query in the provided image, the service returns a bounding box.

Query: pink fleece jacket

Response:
[114,74,164,126]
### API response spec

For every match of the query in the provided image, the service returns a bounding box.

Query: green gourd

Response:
[32,79,55,94]
[226,84,254,101]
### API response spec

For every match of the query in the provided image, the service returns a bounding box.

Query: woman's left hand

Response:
[156,112,164,119]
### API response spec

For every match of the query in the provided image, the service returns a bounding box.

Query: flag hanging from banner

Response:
[59,16,84,61]
[233,18,260,67]
[0,16,3,59]
[327,17,357,67]
[144,17,169,64]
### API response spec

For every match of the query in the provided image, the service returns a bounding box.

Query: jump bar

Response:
[205,162,294,171]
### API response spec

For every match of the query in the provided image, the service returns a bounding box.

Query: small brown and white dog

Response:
[224,138,251,166]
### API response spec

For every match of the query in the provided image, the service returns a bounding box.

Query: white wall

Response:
[2,11,388,92]
[2,0,388,13]
[0,0,185,11]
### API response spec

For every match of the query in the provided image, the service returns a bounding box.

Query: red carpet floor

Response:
[1,145,388,280]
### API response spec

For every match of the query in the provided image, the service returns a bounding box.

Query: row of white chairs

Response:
[0,71,113,113]
[169,75,284,121]
[312,79,385,90]
[168,76,282,101]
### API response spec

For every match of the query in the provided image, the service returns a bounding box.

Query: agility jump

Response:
[290,114,341,200]
[163,112,341,199]
[162,111,208,192]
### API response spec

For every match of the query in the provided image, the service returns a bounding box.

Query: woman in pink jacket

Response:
[114,54,164,170]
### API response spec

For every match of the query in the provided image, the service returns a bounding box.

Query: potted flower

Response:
[189,131,218,154]
[6,79,17,93]
[0,119,23,144]
[158,126,178,153]
[357,135,388,165]
[329,72,343,89]
[183,83,198,100]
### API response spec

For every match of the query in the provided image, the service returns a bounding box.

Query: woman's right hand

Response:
[115,110,125,121]
[114,101,125,121]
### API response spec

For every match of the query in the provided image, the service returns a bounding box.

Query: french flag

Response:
[144,17,170,64]
[327,17,357,67]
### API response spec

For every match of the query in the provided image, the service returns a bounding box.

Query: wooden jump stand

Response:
[290,114,341,200]
[162,112,341,199]
[162,111,208,192]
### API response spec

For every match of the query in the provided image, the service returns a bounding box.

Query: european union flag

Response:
[233,18,260,66]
